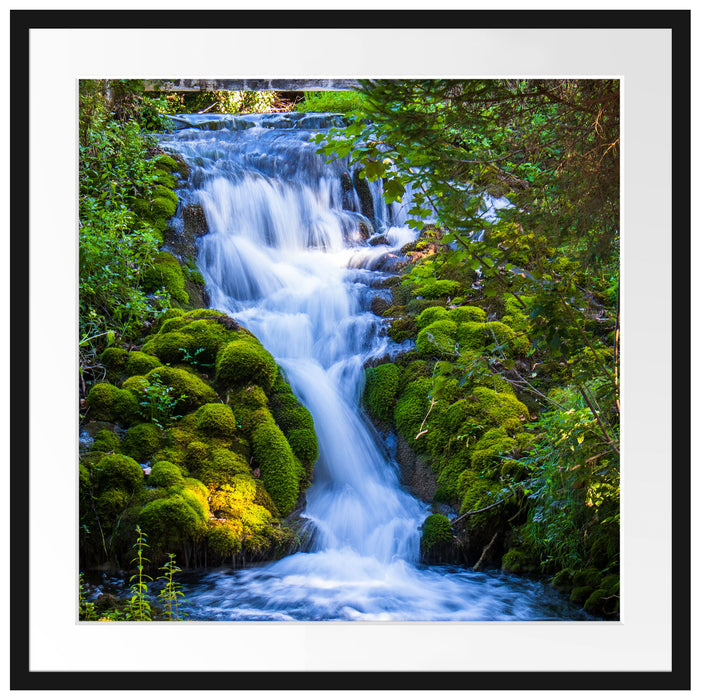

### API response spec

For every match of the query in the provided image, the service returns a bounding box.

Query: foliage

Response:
[294,90,369,114]
[156,553,188,620]
[157,90,278,115]
[125,526,152,621]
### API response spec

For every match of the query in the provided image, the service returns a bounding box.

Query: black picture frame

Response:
[9,8,690,692]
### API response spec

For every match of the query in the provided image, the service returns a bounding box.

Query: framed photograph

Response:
[10,6,689,692]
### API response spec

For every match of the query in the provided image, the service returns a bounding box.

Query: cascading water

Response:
[159,112,590,621]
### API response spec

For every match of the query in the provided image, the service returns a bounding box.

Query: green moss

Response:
[458,469,501,515]
[470,386,529,431]
[417,279,460,299]
[142,252,188,306]
[216,337,278,392]
[195,403,237,438]
[197,447,250,490]
[470,427,517,472]
[177,318,233,367]
[95,488,129,522]
[394,377,432,446]
[125,351,161,377]
[551,568,574,592]
[121,422,162,462]
[86,382,139,424]
[99,347,128,380]
[139,492,207,550]
[415,319,458,357]
[501,548,530,574]
[207,522,242,558]
[363,363,401,422]
[91,429,121,453]
[154,154,179,172]
[142,331,195,364]
[420,513,453,552]
[573,567,603,589]
[94,453,144,494]
[570,586,594,606]
[154,170,177,189]
[251,416,299,516]
[145,366,217,413]
[286,428,318,473]
[448,306,486,323]
[148,460,185,488]
[416,306,449,329]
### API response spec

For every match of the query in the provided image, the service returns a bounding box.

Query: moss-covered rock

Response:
[195,403,237,438]
[216,336,279,392]
[394,377,432,447]
[501,548,533,574]
[448,306,486,324]
[415,319,458,357]
[470,386,528,431]
[86,382,139,424]
[91,428,121,454]
[148,460,185,488]
[470,427,518,472]
[551,568,575,592]
[121,422,162,462]
[420,513,453,552]
[417,279,460,299]
[93,453,144,494]
[125,351,161,377]
[144,366,217,413]
[251,416,299,516]
[197,447,250,490]
[142,251,188,306]
[363,363,401,423]
[99,347,128,381]
[139,492,207,551]
[572,567,603,589]
[569,586,594,606]
[416,306,449,329]
[458,469,502,516]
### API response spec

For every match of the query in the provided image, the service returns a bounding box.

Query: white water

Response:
[160,113,590,621]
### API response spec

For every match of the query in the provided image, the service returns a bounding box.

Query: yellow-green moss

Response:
[145,366,217,413]
[195,403,237,438]
[363,363,401,422]
[458,469,501,515]
[94,453,144,495]
[420,513,453,552]
[416,306,449,329]
[216,337,279,392]
[417,279,460,299]
[125,351,161,377]
[121,422,162,462]
[142,251,188,306]
[86,382,139,424]
[470,386,529,431]
[470,427,517,472]
[448,306,486,323]
[415,319,458,357]
[394,377,432,447]
[91,428,121,454]
[196,447,250,490]
[148,460,185,488]
[251,415,299,516]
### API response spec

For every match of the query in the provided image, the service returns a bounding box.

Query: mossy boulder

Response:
[196,447,250,490]
[363,363,401,423]
[99,347,128,381]
[448,306,486,324]
[394,377,432,447]
[469,427,518,472]
[501,548,534,574]
[470,386,528,431]
[551,568,575,592]
[144,366,217,413]
[91,428,121,454]
[417,279,460,299]
[420,513,453,553]
[142,252,188,306]
[139,492,208,551]
[195,403,238,438]
[570,586,594,606]
[458,469,502,516]
[148,460,185,488]
[93,453,144,495]
[216,336,278,392]
[251,416,300,516]
[121,422,162,462]
[125,351,161,377]
[415,319,458,357]
[416,306,449,329]
[86,382,139,424]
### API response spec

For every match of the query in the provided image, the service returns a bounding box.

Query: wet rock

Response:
[183,204,209,237]
[368,234,390,246]
[370,296,391,317]
[395,436,437,502]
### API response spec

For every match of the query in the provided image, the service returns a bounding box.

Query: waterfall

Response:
[159,113,590,621]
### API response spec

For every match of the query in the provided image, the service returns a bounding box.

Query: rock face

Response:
[395,435,437,502]
[183,204,209,237]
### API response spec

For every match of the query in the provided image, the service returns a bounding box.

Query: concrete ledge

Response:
[144,79,361,92]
